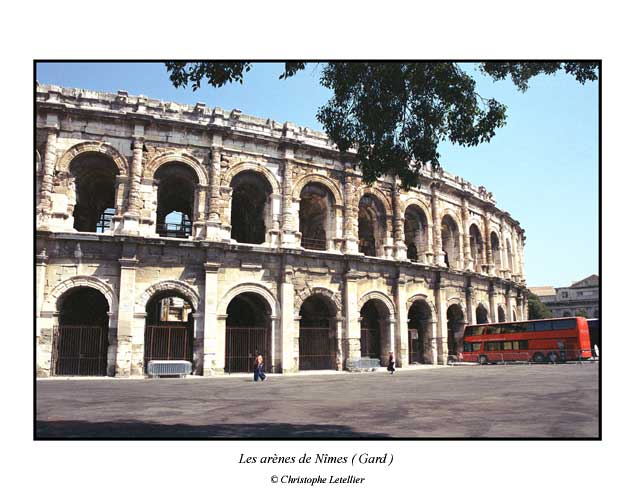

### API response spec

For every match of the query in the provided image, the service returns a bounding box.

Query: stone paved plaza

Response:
[36,363,599,439]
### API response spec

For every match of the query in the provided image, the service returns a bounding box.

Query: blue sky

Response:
[36,62,599,287]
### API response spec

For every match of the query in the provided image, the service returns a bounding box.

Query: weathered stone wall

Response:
[35,84,528,377]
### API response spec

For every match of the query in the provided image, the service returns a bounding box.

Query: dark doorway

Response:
[476,304,489,324]
[225,293,271,373]
[299,183,331,250]
[299,295,336,370]
[144,292,194,372]
[53,287,109,376]
[360,300,382,359]
[155,163,197,238]
[446,304,464,356]
[408,300,432,364]
[230,171,271,244]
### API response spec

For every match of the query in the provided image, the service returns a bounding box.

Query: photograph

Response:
[34,61,599,441]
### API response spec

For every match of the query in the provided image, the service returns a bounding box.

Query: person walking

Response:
[387,352,396,374]
[253,351,266,382]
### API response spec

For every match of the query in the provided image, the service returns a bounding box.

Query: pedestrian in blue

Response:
[253,351,266,382]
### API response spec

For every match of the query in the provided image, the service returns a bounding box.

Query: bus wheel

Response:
[548,352,559,363]
[478,355,488,365]
[533,352,546,363]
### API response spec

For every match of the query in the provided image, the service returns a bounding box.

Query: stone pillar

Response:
[461,197,473,271]
[115,248,138,377]
[431,183,444,266]
[510,232,518,278]
[334,316,344,370]
[206,143,226,241]
[426,318,438,365]
[203,262,220,375]
[488,283,497,323]
[505,288,513,322]
[343,172,359,254]
[192,312,205,374]
[484,213,494,276]
[516,289,524,321]
[36,121,59,228]
[465,285,474,325]
[35,249,48,342]
[271,315,279,373]
[110,174,128,233]
[123,133,144,234]
[392,182,407,260]
[280,148,298,247]
[434,276,448,364]
[344,269,361,365]
[280,265,297,372]
[395,273,409,367]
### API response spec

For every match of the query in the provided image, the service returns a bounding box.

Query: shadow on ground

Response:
[36,420,390,439]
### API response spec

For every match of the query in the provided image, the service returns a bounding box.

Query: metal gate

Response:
[360,328,380,359]
[299,327,336,370]
[225,327,271,374]
[144,325,192,371]
[408,328,425,364]
[52,326,108,376]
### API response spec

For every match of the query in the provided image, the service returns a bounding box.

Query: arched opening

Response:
[446,304,465,356]
[512,308,517,321]
[491,232,501,275]
[476,304,489,324]
[441,215,461,268]
[225,292,272,373]
[299,295,337,370]
[408,300,433,364]
[154,162,197,238]
[70,153,117,233]
[230,171,272,244]
[497,305,506,322]
[299,183,333,251]
[144,291,194,372]
[360,299,391,365]
[404,205,429,263]
[53,287,109,376]
[469,224,485,272]
[358,194,387,257]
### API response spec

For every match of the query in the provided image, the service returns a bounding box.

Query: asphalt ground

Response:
[35,363,599,439]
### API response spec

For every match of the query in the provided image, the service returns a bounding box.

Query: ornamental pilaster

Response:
[461,197,473,271]
[37,122,59,227]
[431,182,444,266]
[392,181,407,260]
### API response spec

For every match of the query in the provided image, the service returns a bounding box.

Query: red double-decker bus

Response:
[462,317,592,364]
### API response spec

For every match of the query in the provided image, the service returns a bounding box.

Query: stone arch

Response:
[56,141,128,176]
[43,275,117,315]
[446,295,466,312]
[476,303,490,324]
[353,186,393,217]
[221,161,281,196]
[295,286,342,316]
[137,280,200,313]
[406,293,437,316]
[402,197,432,223]
[144,151,208,186]
[358,290,396,317]
[440,209,462,233]
[292,174,343,206]
[219,282,279,318]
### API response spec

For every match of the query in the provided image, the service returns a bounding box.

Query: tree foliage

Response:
[527,291,553,320]
[165,61,598,189]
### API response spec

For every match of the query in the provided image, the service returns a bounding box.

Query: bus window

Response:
[465,326,485,336]
[486,342,501,351]
[507,322,534,333]
[519,340,528,350]
[553,318,577,330]
[488,326,503,335]
[472,343,481,351]
[503,341,513,350]
[533,320,553,332]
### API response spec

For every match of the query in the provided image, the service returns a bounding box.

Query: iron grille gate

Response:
[52,326,108,376]
[408,328,425,364]
[299,327,336,370]
[144,325,192,372]
[225,327,271,374]
[360,328,380,359]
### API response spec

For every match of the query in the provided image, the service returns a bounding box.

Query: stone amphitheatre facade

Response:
[35,84,528,377]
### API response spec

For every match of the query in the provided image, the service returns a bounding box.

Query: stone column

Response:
[203,262,220,375]
[465,285,474,325]
[516,289,524,321]
[426,318,438,365]
[461,197,473,271]
[110,174,128,234]
[36,121,59,228]
[434,276,448,364]
[334,316,344,370]
[343,269,361,364]
[392,182,407,260]
[488,282,497,323]
[431,183,444,266]
[206,143,226,241]
[484,213,494,275]
[395,273,409,367]
[505,288,513,322]
[343,172,359,254]
[35,249,48,342]
[115,247,138,377]
[123,133,144,234]
[191,312,205,374]
[280,265,297,372]
[280,148,298,248]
